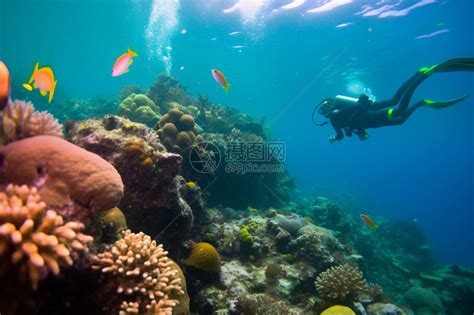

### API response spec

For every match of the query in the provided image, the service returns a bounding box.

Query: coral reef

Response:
[92,230,187,315]
[1,100,63,145]
[235,293,294,315]
[315,264,368,303]
[408,265,474,315]
[185,207,382,314]
[52,97,118,123]
[66,115,194,251]
[118,93,160,127]
[366,303,407,315]
[0,184,93,290]
[156,108,202,154]
[146,74,195,112]
[403,286,444,315]
[0,135,124,215]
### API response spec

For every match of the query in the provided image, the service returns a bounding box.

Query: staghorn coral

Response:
[315,264,368,302]
[0,184,93,290]
[92,230,185,315]
[1,100,63,144]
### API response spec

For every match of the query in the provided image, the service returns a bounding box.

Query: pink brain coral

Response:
[0,135,123,212]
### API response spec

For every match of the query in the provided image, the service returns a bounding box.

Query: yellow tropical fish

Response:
[360,213,378,231]
[186,181,197,189]
[23,62,57,103]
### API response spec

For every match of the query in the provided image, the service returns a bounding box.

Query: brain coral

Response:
[92,230,185,315]
[0,135,123,213]
[157,108,203,154]
[0,184,93,290]
[315,264,367,302]
[1,100,63,144]
[321,305,355,315]
[184,242,220,272]
[118,93,161,127]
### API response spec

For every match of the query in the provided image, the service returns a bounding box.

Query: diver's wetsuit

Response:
[328,58,474,141]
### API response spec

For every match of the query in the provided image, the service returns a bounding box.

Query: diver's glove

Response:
[329,135,338,143]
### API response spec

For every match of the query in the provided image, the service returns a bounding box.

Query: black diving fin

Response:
[423,95,469,109]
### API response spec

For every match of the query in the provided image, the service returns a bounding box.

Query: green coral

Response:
[404,286,445,315]
[118,93,160,127]
[239,227,253,244]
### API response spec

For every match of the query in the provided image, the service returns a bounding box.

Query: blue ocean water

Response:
[1,0,473,267]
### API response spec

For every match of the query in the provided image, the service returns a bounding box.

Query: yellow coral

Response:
[321,305,355,315]
[238,227,253,244]
[0,184,93,290]
[184,242,220,272]
[92,230,184,315]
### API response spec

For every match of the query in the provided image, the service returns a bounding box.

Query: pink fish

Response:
[212,69,230,92]
[112,48,138,77]
[360,213,378,231]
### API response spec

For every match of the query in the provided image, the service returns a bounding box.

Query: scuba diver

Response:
[312,58,474,142]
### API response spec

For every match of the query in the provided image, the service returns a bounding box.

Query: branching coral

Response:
[315,264,367,302]
[0,184,93,290]
[92,230,185,315]
[1,100,63,144]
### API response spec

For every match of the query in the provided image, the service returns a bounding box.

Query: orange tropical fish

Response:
[112,47,138,77]
[0,61,10,110]
[23,62,57,103]
[212,69,230,92]
[360,213,378,231]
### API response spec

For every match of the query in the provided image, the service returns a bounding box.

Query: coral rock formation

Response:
[0,135,124,213]
[315,264,368,302]
[92,230,185,315]
[0,184,93,290]
[1,100,63,144]
[66,116,194,249]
